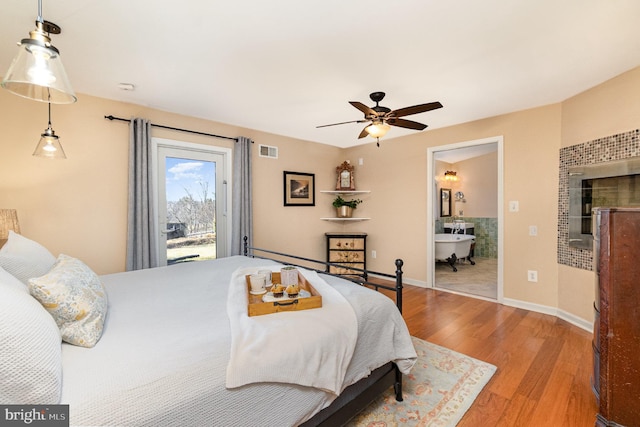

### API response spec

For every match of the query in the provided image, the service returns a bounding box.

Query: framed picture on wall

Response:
[283,171,315,206]
[440,188,452,217]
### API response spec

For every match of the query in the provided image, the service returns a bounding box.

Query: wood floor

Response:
[400,284,597,426]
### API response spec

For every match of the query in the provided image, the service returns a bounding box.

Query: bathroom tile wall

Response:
[464,217,498,258]
[557,128,640,271]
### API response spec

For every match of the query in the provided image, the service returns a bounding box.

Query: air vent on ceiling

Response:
[259,144,278,159]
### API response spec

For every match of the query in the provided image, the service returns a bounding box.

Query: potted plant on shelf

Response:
[332,195,362,218]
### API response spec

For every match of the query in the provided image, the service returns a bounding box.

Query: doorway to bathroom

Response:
[427,137,504,301]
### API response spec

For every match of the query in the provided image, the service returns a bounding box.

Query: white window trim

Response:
[151,137,233,264]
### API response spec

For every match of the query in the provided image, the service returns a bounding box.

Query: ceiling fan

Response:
[317,92,443,146]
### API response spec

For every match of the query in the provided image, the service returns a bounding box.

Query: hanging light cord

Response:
[47,89,52,128]
[44,90,55,135]
[37,0,43,23]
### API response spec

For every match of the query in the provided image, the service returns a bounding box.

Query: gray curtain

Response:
[231,136,253,255]
[126,118,158,270]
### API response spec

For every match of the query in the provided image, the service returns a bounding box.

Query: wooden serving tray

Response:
[246,271,323,317]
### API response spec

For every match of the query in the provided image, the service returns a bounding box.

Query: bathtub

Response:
[434,233,475,271]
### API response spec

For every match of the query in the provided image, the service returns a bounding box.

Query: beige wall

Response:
[435,152,498,218]
[343,104,562,308]
[454,152,498,218]
[2,66,639,326]
[558,67,640,321]
[0,90,341,275]
[434,153,497,219]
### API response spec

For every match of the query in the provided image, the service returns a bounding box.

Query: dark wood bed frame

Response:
[243,237,405,426]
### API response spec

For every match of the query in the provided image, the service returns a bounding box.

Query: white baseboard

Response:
[396,277,593,333]
[368,274,427,288]
[403,277,427,288]
[502,298,593,333]
[557,308,594,333]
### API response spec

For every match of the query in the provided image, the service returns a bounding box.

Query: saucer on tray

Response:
[249,289,267,295]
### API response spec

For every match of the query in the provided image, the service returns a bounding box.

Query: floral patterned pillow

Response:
[28,254,108,348]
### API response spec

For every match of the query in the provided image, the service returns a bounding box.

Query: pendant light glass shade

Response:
[34,103,66,159]
[1,11,76,104]
[33,127,66,159]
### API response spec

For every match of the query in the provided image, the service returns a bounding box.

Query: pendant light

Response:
[33,101,66,159]
[1,0,76,104]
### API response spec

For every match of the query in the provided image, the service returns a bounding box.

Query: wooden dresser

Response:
[593,208,640,427]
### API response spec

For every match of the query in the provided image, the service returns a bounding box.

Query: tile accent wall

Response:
[465,217,498,258]
[557,129,640,271]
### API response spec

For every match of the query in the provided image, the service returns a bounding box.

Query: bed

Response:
[0,231,417,427]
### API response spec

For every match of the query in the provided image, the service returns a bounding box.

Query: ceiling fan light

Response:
[365,122,390,138]
[2,19,76,104]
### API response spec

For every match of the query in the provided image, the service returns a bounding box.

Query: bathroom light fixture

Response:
[33,101,66,159]
[444,170,458,181]
[1,0,76,104]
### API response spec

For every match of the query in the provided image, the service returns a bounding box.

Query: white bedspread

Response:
[60,256,416,427]
[226,266,357,394]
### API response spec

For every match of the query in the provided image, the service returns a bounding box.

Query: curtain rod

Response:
[104,115,239,142]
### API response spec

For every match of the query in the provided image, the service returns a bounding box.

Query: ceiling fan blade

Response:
[358,126,370,139]
[390,101,443,118]
[349,101,377,117]
[316,119,368,128]
[387,118,428,131]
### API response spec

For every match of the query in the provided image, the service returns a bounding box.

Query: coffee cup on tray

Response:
[257,269,273,288]
[249,274,266,294]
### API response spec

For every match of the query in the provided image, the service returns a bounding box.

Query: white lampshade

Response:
[365,122,391,138]
[1,21,76,104]
[33,126,66,159]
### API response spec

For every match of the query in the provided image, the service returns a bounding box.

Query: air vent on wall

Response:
[259,144,278,159]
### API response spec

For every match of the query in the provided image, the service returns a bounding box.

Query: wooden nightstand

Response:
[325,232,367,279]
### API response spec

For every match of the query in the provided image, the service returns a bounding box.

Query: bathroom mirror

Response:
[441,188,452,217]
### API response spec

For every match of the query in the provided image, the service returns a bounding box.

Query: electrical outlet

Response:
[371,250,377,259]
[527,270,538,282]
[529,225,538,236]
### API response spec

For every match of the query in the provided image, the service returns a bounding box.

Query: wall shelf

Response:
[321,190,371,221]
[321,217,371,222]
[320,190,371,195]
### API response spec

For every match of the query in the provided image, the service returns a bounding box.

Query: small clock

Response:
[335,161,355,191]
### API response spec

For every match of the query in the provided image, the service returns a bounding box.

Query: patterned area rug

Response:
[347,337,497,427]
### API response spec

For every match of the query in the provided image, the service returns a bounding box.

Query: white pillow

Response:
[0,230,56,284]
[0,270,62,404]
[29,254,108,348]
[0,264,28,294]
